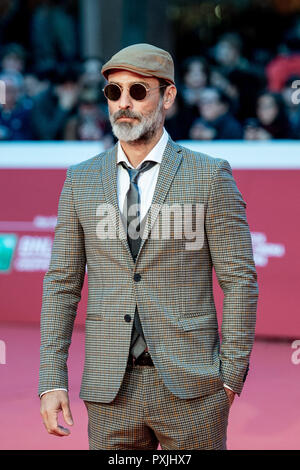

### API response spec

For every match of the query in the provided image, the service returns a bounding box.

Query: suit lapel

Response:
[100,144,133,262]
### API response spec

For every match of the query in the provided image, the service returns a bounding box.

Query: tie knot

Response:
[120,160,157,183]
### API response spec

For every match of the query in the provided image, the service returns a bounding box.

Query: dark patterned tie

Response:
[120,160,157,359]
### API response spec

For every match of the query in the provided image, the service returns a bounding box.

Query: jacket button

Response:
[124,314,131,323]
[134,273,141,282]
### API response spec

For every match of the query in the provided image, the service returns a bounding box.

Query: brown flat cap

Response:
[101,43,175,85]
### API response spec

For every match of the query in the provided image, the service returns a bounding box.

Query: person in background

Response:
[180,56,211,107]
[78,57,109,118]
[64,87,113,148]
[212,33,266,120]
[31,0,77,72]
[213,33,246,74]
[164,92,198,141]
[189,87,243,140]
[281,76,300,139]
[266,19,300,92]
[0,43,26,74]
[23,72,49,100]
[210,67,239,112]
[0,72,32,140]
[244,91,293,140]
[79,57,104,90]
[31,65,80,140]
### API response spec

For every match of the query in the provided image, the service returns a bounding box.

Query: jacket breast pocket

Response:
[177,314,218,331]
[86,314,104,321]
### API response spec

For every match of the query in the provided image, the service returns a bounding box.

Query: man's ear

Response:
[163,85,177,110]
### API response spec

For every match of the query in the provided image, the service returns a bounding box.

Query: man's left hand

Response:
[224,387,236,407]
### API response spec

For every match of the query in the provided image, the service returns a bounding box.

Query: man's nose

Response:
[118,88,132,109]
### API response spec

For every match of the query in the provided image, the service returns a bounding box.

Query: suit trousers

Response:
[84,364,230,450]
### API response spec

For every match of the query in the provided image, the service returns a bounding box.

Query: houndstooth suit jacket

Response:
[38,138,258,403]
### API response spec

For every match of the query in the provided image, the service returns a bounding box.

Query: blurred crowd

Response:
[1,1,300,143]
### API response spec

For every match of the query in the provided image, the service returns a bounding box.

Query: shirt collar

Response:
[117,127,169,169]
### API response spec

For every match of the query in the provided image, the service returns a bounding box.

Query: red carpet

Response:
[0,322,299,450]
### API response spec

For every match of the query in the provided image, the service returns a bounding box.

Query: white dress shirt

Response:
[116,127,168,220]
[40,128,234,397]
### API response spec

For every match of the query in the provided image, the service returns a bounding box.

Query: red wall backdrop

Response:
[0,152,299,338]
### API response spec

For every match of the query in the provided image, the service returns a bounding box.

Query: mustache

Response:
[112,109,142,122]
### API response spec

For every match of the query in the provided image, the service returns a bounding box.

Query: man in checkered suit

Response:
[39,44,258,450]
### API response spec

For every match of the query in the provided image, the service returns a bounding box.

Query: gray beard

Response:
[109,98,164,143]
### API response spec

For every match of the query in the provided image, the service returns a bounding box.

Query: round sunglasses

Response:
[103,82,167,101]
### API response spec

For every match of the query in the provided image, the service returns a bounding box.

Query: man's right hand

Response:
[40,390,73,437]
